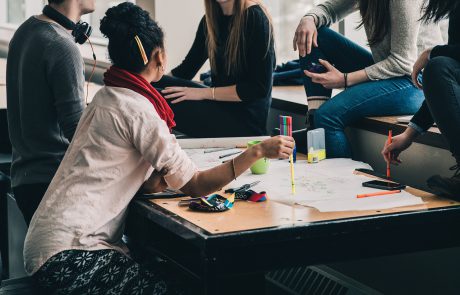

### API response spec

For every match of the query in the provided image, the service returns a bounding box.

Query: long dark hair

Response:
[421,0,459,22]
[204,0,273,76]
[357,0,391,46]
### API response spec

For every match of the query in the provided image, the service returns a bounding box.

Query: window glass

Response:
[7,0,25,24]
[265,0,324,63]
[90,0,135,39]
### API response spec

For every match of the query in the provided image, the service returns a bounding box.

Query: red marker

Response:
[387,130,392,179]
[357,190,401,199]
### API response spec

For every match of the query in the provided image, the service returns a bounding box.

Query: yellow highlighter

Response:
[290,154,296,195]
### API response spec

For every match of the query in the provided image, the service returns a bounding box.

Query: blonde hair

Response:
[204,0,273,76]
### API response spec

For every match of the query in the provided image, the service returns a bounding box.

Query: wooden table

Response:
[271,86,306,114]
[126,173,460,294]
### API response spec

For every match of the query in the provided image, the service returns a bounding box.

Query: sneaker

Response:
[427,165,460,201]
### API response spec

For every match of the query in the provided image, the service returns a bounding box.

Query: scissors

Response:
[224,181,260,194]
[137,188,187,200]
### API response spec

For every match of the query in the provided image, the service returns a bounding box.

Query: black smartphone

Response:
[306,62,328,73]
[362,180,406,190]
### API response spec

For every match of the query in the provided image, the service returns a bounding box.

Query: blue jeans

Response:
[300,27,424,158]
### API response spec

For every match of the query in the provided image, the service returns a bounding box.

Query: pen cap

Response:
[307,128,325,151]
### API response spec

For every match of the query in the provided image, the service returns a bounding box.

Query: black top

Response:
[171,5,275,135]
[431,5,460,62]
[410,5,460,132]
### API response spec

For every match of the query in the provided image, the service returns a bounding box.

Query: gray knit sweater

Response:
[7,16,84,187]
[308,0,444,80]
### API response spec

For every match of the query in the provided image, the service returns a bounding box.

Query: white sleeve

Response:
[307,0,358,28]
[364,0,424,80]
[129,109,197,190]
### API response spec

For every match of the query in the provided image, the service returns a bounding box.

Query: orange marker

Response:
[357,190,401,199]
[387,130,392,179]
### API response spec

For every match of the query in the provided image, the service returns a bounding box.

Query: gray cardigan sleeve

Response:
[364,0,424,80]
[46,38,85,141]
[307,0,358,28]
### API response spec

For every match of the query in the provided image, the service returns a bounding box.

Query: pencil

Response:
[290,154,296,194]
[204,147,234,154]
[357,190,401,199]
[387,130,392,179]
[219,150,242,159]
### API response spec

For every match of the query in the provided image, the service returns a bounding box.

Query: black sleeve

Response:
[236,8,275,101]
[410,101,435,132]
[431,45,460,63]
[171,17,208,80]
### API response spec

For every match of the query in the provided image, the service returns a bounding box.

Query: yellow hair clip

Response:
[134,35,148,65]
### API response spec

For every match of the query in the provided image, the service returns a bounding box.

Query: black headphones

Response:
[42,5,92,45]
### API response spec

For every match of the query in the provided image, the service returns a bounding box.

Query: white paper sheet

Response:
[182,151,425,212]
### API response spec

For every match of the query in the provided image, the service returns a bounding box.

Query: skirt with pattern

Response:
[33,249,185,295]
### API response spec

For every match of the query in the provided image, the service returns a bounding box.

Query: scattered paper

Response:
[183,150,425,212]
[303,193,424,212]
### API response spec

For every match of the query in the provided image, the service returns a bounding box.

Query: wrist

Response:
[207,87,216,101]
[404,127,419,141]
[343,72,348,89]
[250,145,264,160]
[304,14,317,26]
[205,88,212,100]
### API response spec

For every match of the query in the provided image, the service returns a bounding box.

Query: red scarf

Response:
[103,66,176,130]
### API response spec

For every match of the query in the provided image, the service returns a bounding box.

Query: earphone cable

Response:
[85,34,97,106]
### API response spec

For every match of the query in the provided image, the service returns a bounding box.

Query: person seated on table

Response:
[155,0,275,138]
[292,0,443,158]
[382,0,460,200]
[22,3,294,294]
[6,0,95,226]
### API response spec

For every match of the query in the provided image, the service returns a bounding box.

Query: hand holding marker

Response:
[280,116,296,195]
[387,130,392,179]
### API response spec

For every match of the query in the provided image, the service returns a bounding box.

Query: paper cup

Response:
[247,140,270,175]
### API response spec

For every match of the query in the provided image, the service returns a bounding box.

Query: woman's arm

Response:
[304,0,429,88]
[181,136,294,197]
[162,85,241,104]
[130,109,294,197]
[304,59,369,89]
[306,0,358,28]
[163,7,275,103]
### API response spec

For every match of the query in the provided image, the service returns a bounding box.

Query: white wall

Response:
[154,0,206,73]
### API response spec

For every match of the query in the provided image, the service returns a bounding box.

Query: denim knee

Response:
[313,105,342,130]
[423,57,456,89]
[317,26,337,44]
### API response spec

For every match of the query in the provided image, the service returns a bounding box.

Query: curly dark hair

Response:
[422,0,459,22]
[100,2,164,73]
